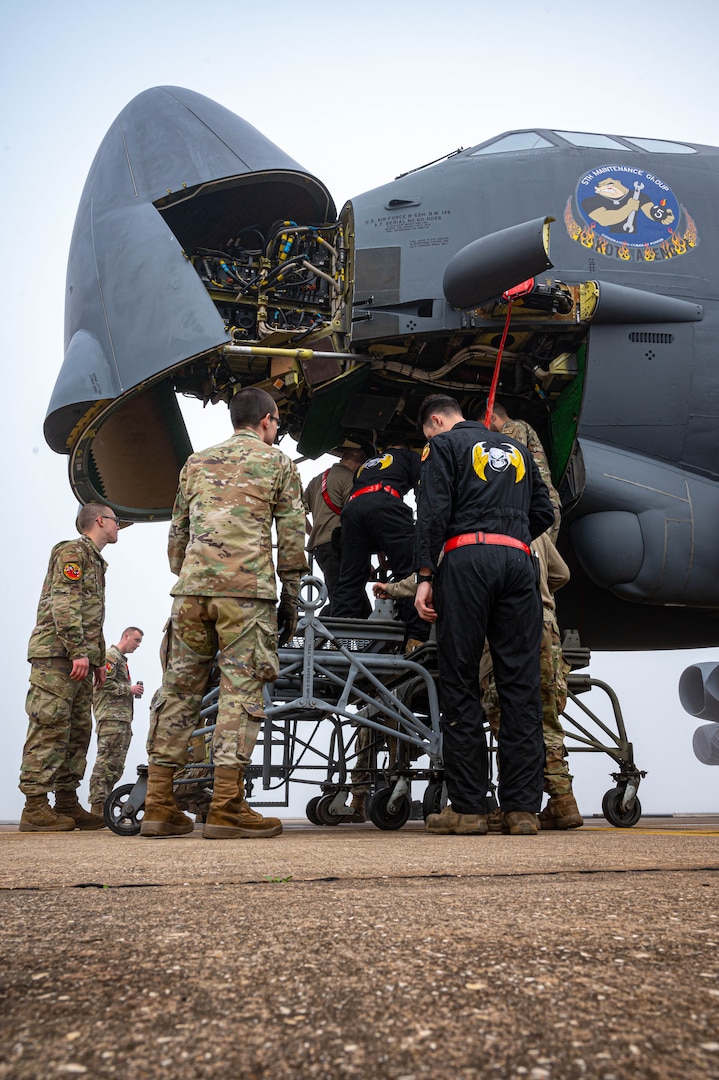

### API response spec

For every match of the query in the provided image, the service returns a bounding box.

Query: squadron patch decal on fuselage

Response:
[565,165,697,262]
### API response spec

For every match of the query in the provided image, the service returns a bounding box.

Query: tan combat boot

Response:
[503,811,540,835]
[90,802,105,817]
[54,790,105,830]
[140,764,195,837]
[486,807,505,834]
[425,805,488,835]
[19,794,75,832]
[538,792,584,830]
[202,766,282,839]
[349,793,366,823]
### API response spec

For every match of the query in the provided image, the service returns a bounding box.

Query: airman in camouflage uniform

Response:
[89,627,144,814]
[487,401,562,540]
[142,386,308,840]
[303,447,366,614]
[19,504,121,831]
[480,531,583,830]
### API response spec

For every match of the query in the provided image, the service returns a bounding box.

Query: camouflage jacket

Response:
[500,419,562,514]
[93,644,133,724]
[168,428,308,599]
[27,535,107,667]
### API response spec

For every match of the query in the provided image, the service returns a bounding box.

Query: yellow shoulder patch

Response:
[62,562,82,581]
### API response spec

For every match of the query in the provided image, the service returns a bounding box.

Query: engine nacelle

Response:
[692,724,719,766]
[678,662,719,722]
[680,662,719,765]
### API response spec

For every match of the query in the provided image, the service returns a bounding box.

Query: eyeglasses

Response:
[268,414,280,424]
[101,515,122,526]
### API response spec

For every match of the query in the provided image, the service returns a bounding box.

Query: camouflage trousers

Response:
[480,622,574,796]
[350,719,399,796]
[19,658,93,796]
[88,722,132,806]
[146,594,279,769]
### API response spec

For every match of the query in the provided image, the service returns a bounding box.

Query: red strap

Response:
[484,299,514,427]
[443,531,531,556]
[321,469,342,515]
[349,483,401,501]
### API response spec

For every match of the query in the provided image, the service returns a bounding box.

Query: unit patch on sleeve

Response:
[62,562,82,581]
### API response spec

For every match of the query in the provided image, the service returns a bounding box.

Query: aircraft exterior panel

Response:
[46,86,335,456]
[569,438,719,606]
[44,91,719,653]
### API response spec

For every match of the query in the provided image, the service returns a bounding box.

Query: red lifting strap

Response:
[321,469,343,515]
[484,298,515,428]
[349,483,401,501]
[443,531,531,556]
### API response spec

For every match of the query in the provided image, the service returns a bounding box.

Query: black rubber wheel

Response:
[369,785,412,831]
[306,795,322,826]
[104,783,144,836]
[602,785,642,828]
[315,793,343,826]
[422,780,445,820]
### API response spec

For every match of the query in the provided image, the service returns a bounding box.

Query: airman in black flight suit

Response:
[414,394,555,836]
[331,440,428,646]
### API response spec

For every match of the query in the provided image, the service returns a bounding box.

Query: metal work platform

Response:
[104,579,645,834]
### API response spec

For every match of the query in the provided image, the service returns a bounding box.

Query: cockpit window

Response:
[554,131,631,151]
[468,130,699,158]
[623,136,697,154]
[469,132,554,155]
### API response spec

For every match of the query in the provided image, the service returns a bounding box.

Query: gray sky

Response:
[2,0,718,822]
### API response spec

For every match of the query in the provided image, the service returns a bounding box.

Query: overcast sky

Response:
[2,0,718,823]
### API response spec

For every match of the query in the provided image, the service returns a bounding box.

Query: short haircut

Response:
[230,386,278,429]
[77,503,111,533]
[490,400,509,419]
[417,394,463,431]
[122,626,144,637]
[341,447,366,465]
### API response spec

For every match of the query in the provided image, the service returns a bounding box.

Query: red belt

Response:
[349,483,401,501]
[443,531,531,556]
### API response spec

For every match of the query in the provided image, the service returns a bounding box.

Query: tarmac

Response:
[1,814,718,1080]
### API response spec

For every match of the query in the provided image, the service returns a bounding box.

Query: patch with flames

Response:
[565,164,697,262]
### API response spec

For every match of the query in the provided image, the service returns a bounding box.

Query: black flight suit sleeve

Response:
[407,449,422,496]
[414,436,456,572]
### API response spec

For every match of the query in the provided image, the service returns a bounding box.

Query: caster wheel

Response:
[316,793,343,826]
[422,780,445,820]
[602,785,642,828]
[306,795,322,826]
[369,786,411,831]
[104,783,144,836]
